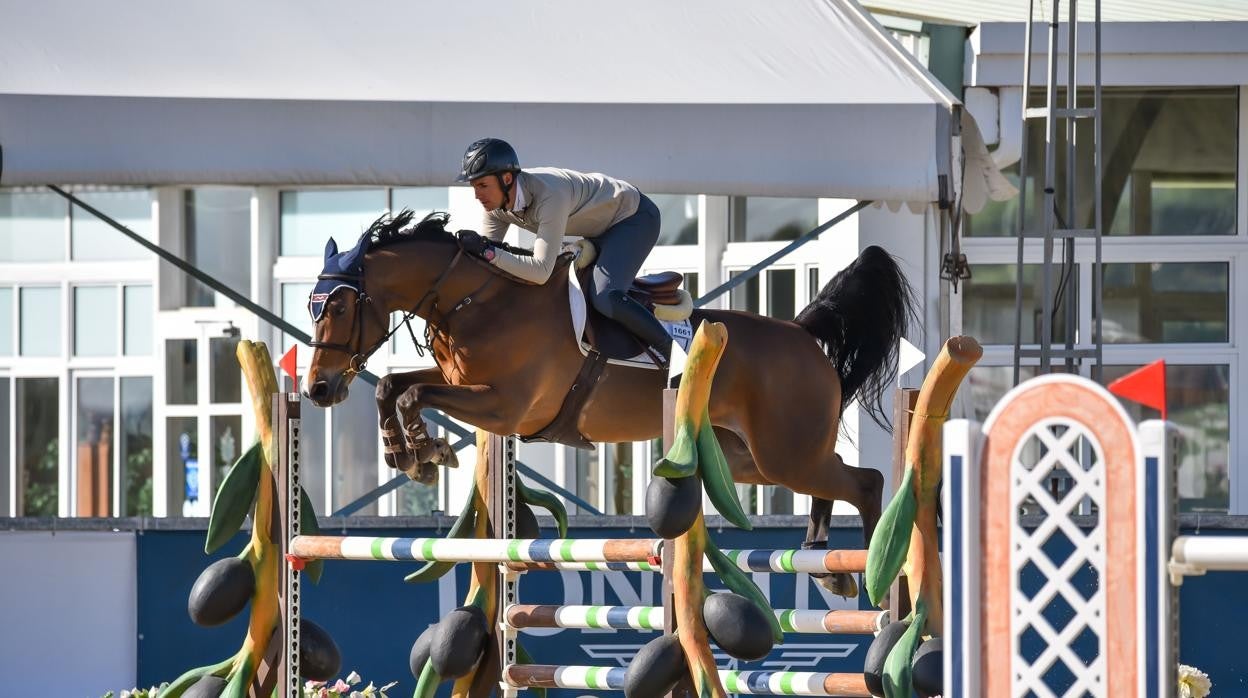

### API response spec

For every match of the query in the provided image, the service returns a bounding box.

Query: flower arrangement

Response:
[104,671,396,698]
[304,671,398,697]
[1179,664,1212,698]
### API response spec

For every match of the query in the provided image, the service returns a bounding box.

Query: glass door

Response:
[161,320,245,517]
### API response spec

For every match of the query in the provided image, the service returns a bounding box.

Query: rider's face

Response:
[471,173,512,211]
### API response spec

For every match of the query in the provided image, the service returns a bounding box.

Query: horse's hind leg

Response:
[743,421,884,598]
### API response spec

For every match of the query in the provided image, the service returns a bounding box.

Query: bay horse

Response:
[304,211,915,596]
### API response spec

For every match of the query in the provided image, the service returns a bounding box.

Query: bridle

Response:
[308,248,469,378]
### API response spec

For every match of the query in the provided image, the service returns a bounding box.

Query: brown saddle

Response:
[629,271,686,306]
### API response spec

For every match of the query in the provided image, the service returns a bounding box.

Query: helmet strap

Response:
[498,171,516,211]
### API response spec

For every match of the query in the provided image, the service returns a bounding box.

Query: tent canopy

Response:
[0,0,1006,204]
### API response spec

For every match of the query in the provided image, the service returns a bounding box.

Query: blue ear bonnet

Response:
[308,234,369,321]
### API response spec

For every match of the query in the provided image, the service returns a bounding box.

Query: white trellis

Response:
[944,374,1177,698]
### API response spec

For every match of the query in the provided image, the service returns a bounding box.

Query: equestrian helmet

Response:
[457,138,520,183]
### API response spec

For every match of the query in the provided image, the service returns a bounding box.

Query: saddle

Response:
[519,256,694,450]
[576,266,693,365]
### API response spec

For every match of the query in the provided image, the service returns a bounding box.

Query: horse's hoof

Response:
[427,438,459,469]
[813,571,859,599]
[398,460,438,485]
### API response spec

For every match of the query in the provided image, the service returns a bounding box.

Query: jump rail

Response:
[1169,535,1248,583]
[289,535,867,574]
[506,604,887,635]
[503,665,872,697]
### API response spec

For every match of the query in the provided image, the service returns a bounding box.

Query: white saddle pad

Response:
[567,273,693,369]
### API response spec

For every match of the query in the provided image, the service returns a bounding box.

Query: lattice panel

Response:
[1009,418,1107,698]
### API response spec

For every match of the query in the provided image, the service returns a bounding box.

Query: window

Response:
[767,268,796,321]
[71,190,151,260]
[0,287,12,356]
[166,416,198,517]
[1102,364,1229,513]
[392,187,450,221]
[210,415,243,501]
[0,190,66,262]
[20,287,61,356]
[967,88,1237,238]
[209,337,243,404]
[728,268,799,321]
[123,285,153,356]
[75,377,114,516]
[1102,262,1228,343]
[729,271,759,314]
[120,377,153,517]
[280,189,387,256]
[731,197,817,242]
[330,386,379,517]
[575,447,600,515]
[17,377,58,516]
[961,264,1078,345]
[185,189,252,307]
[0,378,9,516]
[166,339,198,405]
[652,195,699,246]
[74,286,118,357]
[282,282,315,350]
[605,443,632,515]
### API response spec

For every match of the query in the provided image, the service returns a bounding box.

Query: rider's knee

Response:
[591,289,620,318]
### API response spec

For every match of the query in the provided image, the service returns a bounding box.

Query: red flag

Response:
[1107,359,1167,420]
[279,345,298,384]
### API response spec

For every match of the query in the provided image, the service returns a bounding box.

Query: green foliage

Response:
[882,602,928,698]
[298,485,325,584]
[705,544,783,643]
[654,420,698,478]
[406,483,479,584]
[695,417,751,530]
[24,439,59,516]
[205,443,262,554]
[865,467,918,606]
[517,477,569,537]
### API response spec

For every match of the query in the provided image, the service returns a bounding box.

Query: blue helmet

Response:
[457,138,520,183]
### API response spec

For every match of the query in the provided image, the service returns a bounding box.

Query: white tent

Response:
[0,0,1010,208]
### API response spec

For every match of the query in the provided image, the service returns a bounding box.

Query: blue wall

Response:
[136,525,1248,696]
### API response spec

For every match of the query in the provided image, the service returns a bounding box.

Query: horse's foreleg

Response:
[395,382,505,468]
[376,368,446,481]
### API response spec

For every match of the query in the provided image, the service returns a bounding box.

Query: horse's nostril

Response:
[308,381,330,401]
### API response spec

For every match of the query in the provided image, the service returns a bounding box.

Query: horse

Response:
[303,211,915,596]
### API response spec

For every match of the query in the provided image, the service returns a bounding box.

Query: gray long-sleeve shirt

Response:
[481,167,640,284]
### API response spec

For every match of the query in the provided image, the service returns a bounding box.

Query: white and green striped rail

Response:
[288,536,867,574]
[503,664,871,696]
[506,604,886,635]
[288,536,660,565]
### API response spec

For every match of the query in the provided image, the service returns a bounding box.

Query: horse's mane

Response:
[364,209,454,250]
[361,208,534,258]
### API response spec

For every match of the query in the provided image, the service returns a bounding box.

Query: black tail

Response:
[794,246,917,430]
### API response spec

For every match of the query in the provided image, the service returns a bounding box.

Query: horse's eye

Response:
[332,302,347,317]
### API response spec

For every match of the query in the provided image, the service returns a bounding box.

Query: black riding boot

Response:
[605,290,672,366]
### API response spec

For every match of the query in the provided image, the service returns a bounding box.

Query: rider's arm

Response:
[480,211,510,243]
[487,195,572,284]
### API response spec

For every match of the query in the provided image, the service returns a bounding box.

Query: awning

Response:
[0,0,1012,208]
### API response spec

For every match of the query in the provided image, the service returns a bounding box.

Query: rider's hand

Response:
[456,230,493,259]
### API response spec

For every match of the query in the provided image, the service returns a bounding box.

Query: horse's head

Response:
[303,224,392,407]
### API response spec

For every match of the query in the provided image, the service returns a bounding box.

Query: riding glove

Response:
[456,230,494,259]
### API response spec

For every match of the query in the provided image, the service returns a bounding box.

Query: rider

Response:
[455,137,672,364]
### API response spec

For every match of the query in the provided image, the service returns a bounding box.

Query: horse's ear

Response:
[324,237,339,261]
[341,235,368,270]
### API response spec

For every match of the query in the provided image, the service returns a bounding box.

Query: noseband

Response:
[308,249,466,377]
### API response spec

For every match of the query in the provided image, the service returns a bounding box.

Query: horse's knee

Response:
[376,374,400,405]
